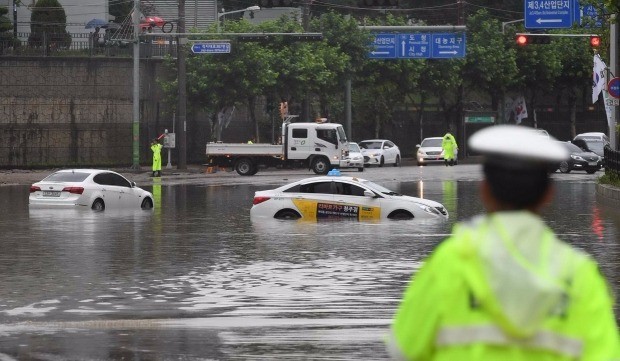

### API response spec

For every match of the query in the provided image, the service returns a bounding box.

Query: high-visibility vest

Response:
[387,211,620,361]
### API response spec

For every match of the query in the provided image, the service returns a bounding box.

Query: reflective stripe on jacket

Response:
[387,211,620,361]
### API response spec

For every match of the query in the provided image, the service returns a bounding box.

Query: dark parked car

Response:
[556,141,602,174]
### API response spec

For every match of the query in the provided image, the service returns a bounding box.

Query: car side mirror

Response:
[131,181,136,187]
[363,190,376,198]
[415,144,421,148]
[383,146,389,150]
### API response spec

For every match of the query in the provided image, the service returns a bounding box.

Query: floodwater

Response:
[0,173,619,360]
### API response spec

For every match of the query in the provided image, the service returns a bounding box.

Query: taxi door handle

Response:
[291,147,297,151]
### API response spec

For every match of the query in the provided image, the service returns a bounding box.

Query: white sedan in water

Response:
[250,173,448,221]
[29,169,154,211]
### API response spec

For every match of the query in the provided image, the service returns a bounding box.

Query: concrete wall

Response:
[0,57,175,168]
[596,183,620,211]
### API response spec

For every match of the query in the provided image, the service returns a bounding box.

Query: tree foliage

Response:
[28,0,71,48]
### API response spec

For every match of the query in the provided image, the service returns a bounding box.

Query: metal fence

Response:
[604,146,620,177]
[0,32,177,58]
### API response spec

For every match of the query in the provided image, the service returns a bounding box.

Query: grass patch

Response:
[598,172,620,187]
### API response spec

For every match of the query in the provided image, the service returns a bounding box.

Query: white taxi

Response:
[250,171,448,221]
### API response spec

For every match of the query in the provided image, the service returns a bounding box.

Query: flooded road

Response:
[0,166,618,360]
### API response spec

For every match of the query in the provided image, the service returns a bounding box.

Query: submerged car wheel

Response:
[141,198,153,210]
[586,169,597,174]
[394,155,401,167]
[275,209,301,220]
[559,161,571,173]
[92,199,105,211]
[379,156,385,167]
[388,210,414,220]
[358,167,364,172]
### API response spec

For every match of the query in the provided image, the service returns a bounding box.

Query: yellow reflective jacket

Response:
[387,211,620,361]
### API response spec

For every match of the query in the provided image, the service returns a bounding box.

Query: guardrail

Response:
[0,32,176,58]
[604,146,620,177]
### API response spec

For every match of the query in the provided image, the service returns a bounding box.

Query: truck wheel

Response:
[249,165,259,175]
[312,157,330,175]
[235,158,255,176]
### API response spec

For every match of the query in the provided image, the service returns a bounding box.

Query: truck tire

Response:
[235,158,255,176]
[312,157,330,175]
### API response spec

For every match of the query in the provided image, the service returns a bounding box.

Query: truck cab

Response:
[283,120,348,174]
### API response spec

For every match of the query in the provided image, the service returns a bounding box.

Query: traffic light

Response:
[515,34,551,46]
[357,0,399,6]
[258,0,294,7]
[590,35,601,48]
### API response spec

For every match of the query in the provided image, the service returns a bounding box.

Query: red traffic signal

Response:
[516,34,528,46]
[590,35,601,48]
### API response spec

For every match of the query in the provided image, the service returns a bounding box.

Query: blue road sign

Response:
[525,0,573,29]
[580,4,603,28]
[608,78,620,99]
[369,34,397,59]
[397,33,431,59]
[368,33,465,59]
[431,33,466,59]
[191,42,231,54]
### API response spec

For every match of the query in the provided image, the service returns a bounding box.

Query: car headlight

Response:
[417,204,440,215]
[570,155,585,161]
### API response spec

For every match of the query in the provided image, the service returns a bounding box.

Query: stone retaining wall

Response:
[596,183,620,210]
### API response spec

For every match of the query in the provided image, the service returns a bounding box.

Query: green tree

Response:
[353,14,424,137]
[28,0,71,49]
[552,35,595,137]
[464,9,518,122]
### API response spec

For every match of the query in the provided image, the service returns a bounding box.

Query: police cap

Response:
[469,125,569,168]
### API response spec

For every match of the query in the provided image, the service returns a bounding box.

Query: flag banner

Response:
[513,96,528,124]
[602,89,614,132]
[593,54,606,103]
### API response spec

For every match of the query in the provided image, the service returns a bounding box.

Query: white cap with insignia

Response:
[469,125,569,166]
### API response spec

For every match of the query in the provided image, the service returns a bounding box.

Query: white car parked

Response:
[29,169,154,211]
[416,137,444,166]
[339,142,364,172]
[359,139,401,167]
[250,172,448,221]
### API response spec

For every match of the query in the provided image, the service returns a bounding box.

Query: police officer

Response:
[387,125,620,360]
[442,131,458,166]
[150,138,163,177]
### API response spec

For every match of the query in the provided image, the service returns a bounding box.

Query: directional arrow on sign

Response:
[536,18,562,24]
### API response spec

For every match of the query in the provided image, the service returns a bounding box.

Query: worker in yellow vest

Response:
[442,131,458,166]
[150,137,163,177]
[387,125,620,361]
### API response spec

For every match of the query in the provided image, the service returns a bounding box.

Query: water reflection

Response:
[0,179,618,360]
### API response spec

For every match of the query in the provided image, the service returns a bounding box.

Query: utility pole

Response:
[12,0,17,39]
[132,0,140,169]
[301,0,311,122]
[611,15,618,150]
[177,0,187,169]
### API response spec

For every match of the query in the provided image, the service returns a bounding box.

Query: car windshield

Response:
[42,171,90,182]
[584,140,604,154]
[359,141,382,150]
[360,180,401,196]
[562,142,584,153]
[349,143,360,153]
[421,138,442,147]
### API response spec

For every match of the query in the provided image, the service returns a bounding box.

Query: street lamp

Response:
[217,6,261,33]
